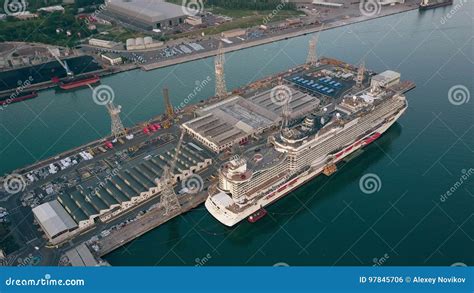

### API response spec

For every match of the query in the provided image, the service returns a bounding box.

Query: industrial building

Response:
[106,0,189,30]
[32,200,78,243]
[126,37,163,51]
[221,28,246,39]
[370,70,401,88]
[64,244,102,266]
[88,38,120,49]
[183,90,320,153]
[101,53,123,65]
[33,140,213,244]
[185,16,203,26]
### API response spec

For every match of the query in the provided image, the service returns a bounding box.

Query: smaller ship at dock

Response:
[248,208,267,223]
[53,75,100,91]
[0,91,38,106]
[419,0,453,10]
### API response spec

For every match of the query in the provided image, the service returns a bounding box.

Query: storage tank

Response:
[135,37,144,46]
[144,36,153,45]
[126,38,135,47]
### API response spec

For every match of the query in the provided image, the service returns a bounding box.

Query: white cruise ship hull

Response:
[205,106,407,227]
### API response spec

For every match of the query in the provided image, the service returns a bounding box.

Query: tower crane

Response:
[158,130,185,215]
[47,47,74,77]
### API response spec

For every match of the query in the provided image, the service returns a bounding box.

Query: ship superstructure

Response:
[206,60,413,226]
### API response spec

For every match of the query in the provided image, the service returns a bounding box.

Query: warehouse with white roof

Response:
[32,200,78,242]
[106,0,190,30]
[183,90,320,153]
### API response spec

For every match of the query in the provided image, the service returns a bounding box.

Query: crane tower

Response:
[158,131,185,215]
[106,102,127,140]
[163,87,174,117]
[306,35,318,66]
[356,61,365,87]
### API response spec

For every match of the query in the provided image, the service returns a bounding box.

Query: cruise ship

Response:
[205,63,413,226]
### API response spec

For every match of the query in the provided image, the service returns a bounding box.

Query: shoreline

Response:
[140,5,419,71]
[0,4,418,97]
[0,6,419,177]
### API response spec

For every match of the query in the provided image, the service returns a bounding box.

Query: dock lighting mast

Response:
[215,42,227,98]
[356,61,365,87]
[163,87,174,117]
[306,35,318,66]
[159,131,185,215]
[106,102,127,141]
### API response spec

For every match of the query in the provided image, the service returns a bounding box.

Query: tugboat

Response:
[419,0,453,10]
[248,207,267,223]
[0,91,38,106]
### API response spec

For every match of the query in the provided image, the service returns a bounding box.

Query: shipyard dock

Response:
[96,192,207,257]
[0,57,415,266]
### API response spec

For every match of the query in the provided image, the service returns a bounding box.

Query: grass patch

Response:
[173,10,301,39]
[92,25,145,43]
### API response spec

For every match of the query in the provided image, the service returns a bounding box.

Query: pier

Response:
[96,192,207,257]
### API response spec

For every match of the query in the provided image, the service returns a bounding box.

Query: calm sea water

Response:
[1,1,472,266]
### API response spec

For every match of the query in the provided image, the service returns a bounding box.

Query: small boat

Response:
[0,91,38,106]
[248,208,267,223]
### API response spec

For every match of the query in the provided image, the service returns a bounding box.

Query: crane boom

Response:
[169,130,185,175]
[159,130,185,215]
[47,47,74,77]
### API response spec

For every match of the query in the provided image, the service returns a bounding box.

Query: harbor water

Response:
[0,1,472,266]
